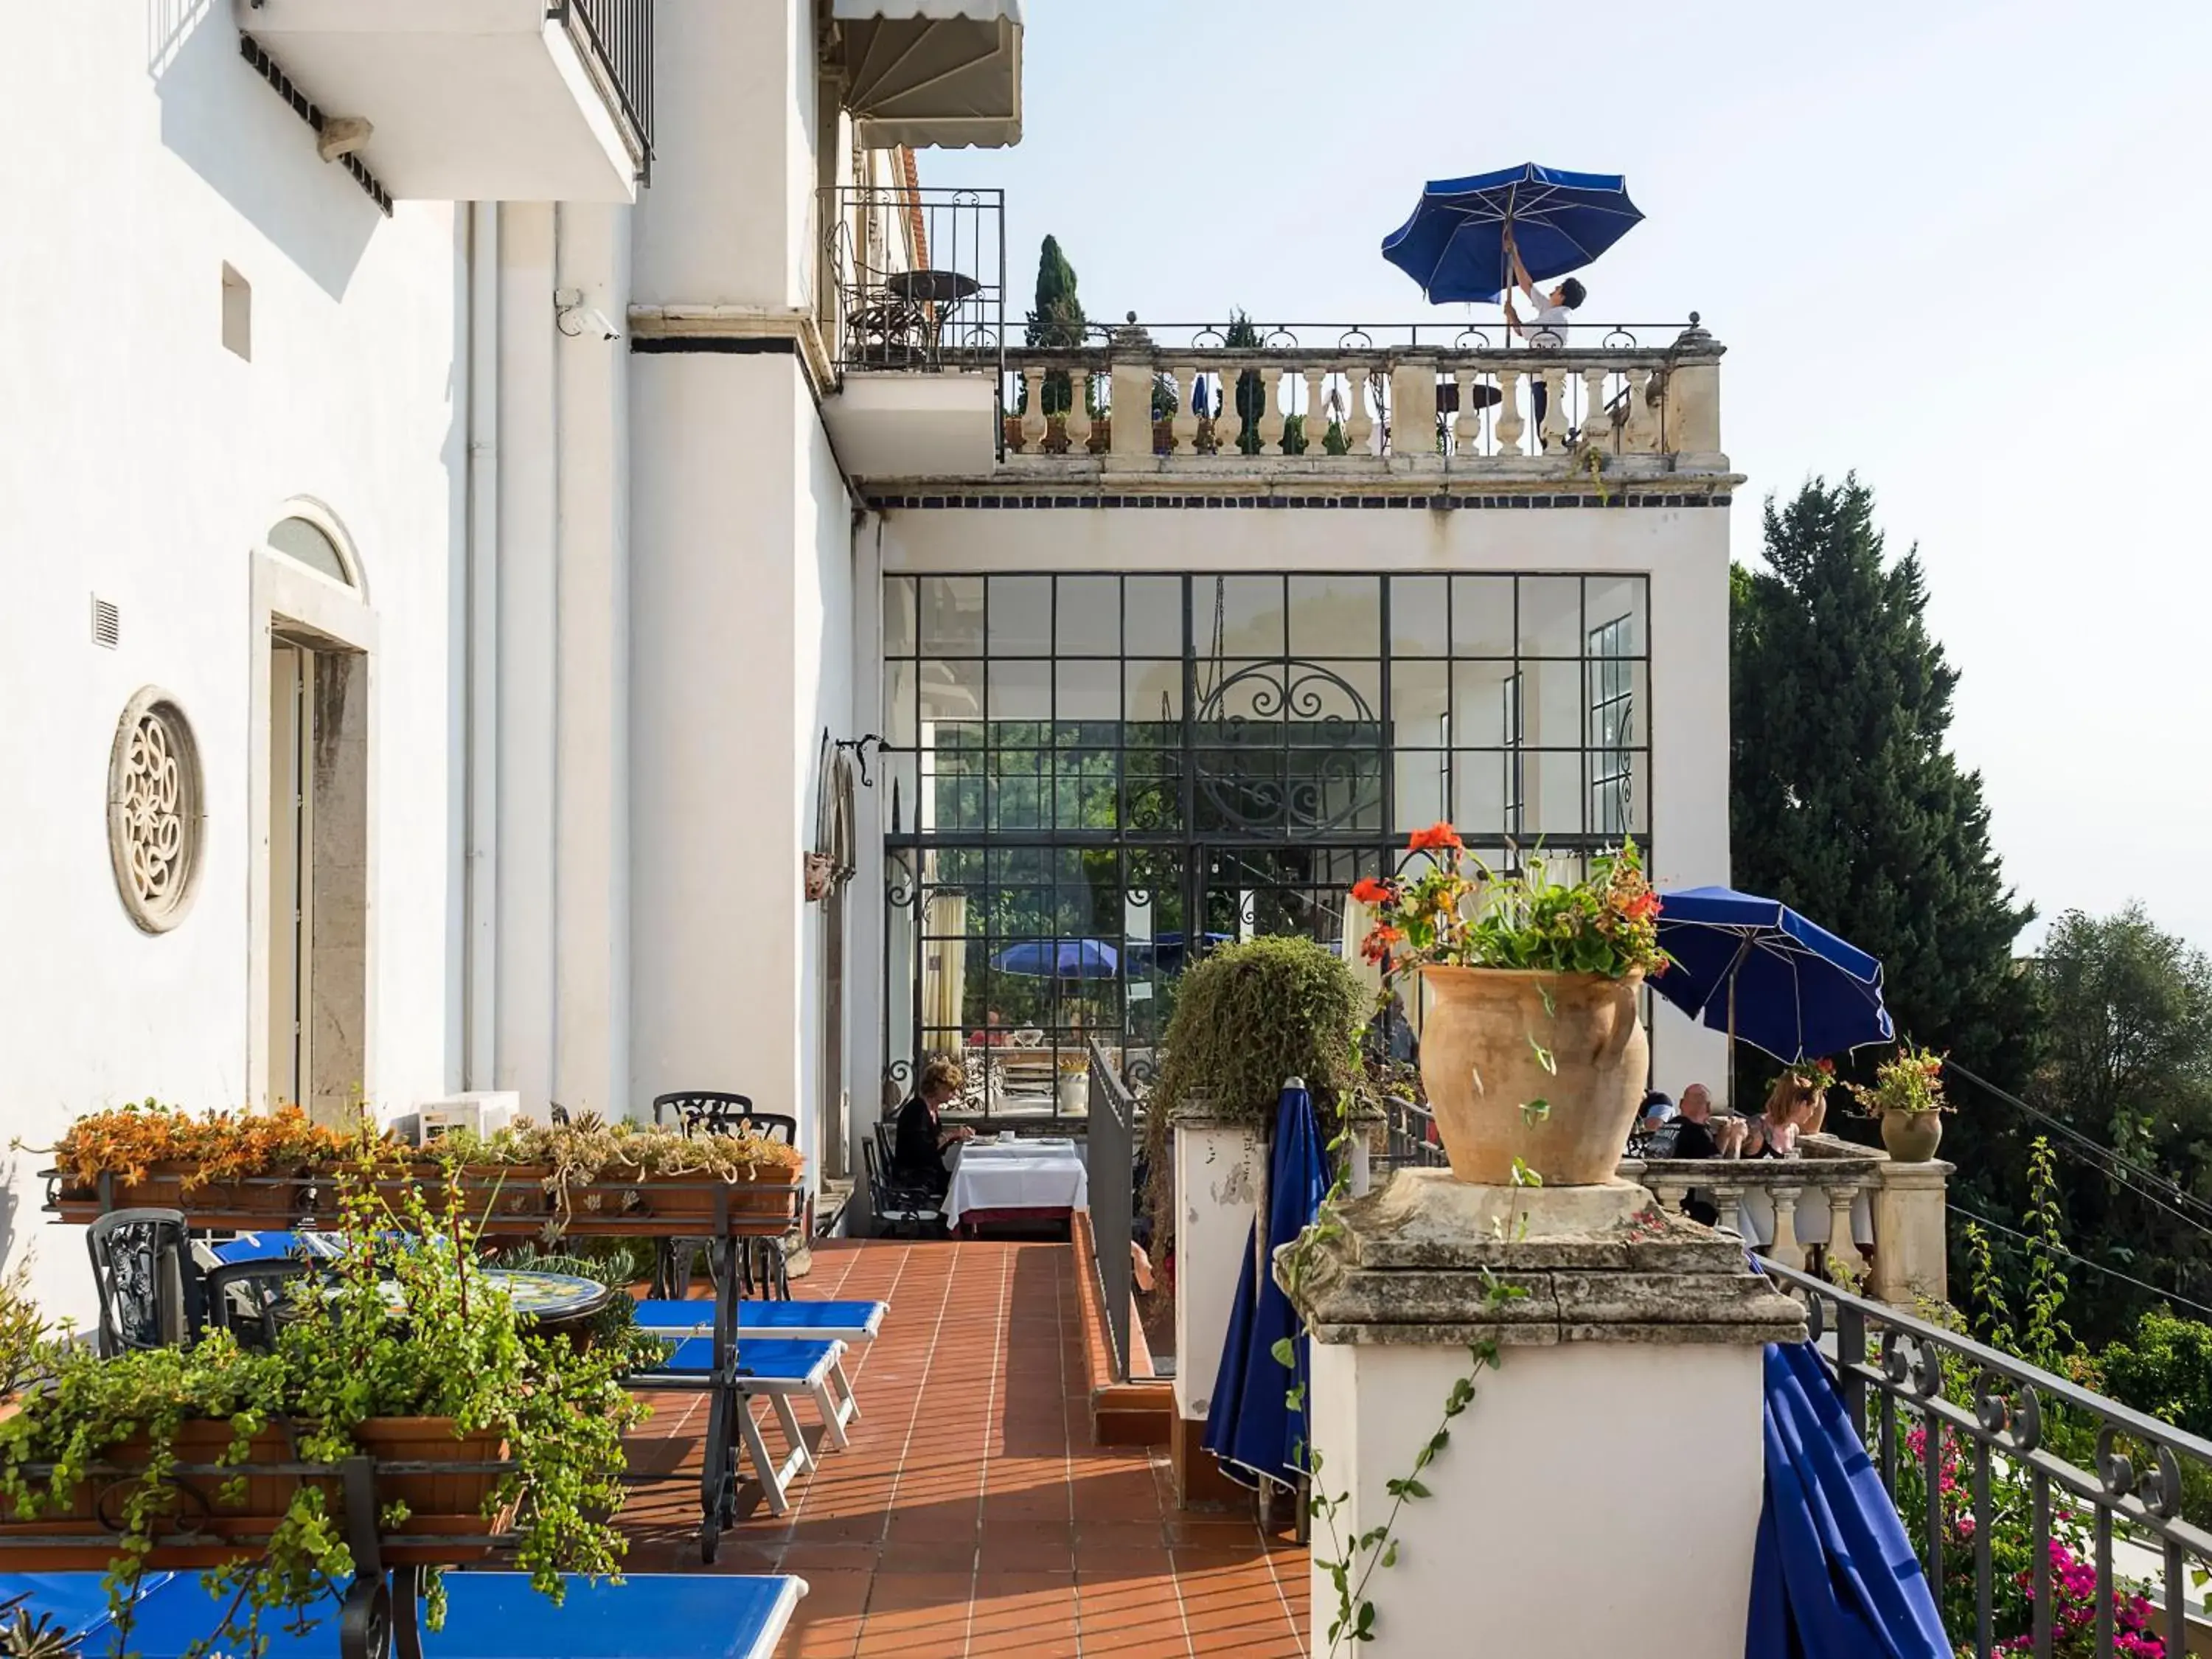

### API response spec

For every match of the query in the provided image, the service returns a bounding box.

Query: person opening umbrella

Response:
[1380,162,1643,307]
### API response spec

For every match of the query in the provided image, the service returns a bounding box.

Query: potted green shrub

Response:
[0,1164,643,1652]
[1352,829,1667,1186]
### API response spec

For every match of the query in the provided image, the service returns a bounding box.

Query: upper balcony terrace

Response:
[814,184,1728,491]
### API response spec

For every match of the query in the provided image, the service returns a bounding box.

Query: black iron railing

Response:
[1375,1093,1447,1178]
[822,185,1006,375]
[554,0,654,181]
[1087,1038,1138,1382]
[1763,1259,2212,1658]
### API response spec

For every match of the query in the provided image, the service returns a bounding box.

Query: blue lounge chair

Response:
[632,1295,886,1343]
[633,1337,853,1517]
[0,1571,808,1659]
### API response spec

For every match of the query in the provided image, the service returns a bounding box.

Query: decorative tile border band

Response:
[865,491,1731,512]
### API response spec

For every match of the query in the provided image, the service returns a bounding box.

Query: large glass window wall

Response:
[880,572,1651,1119]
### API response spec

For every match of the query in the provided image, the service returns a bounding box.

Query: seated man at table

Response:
[892,1056,973,1198]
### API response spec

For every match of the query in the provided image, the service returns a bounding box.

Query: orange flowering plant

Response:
[1847,1043,1952,1117]
[1351,826,1668,979]
[1778,1057,1837,1093]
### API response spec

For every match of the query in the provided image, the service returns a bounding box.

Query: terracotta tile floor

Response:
[613,1239,1308,1657]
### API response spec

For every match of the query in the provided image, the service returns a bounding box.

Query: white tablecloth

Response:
[942,1138,1089,1225]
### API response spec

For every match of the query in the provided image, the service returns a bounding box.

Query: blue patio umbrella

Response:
[989,939,1119,978]
[1203,1080,1329,1492]
[1381,163,1644,305]
[1652,887,1894,1065]
[1124,931,1232,974]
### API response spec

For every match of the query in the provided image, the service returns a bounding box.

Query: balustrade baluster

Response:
[1302,367,1327,457]
[1455,368,1489,458]
[1019,367,1048,451]
[1537,366,1569,453]
[1623,368,1656,453]
[1494,364,1526,456]
[1768,1185,1807,1271]
[1646,1178,1688,1219]
[1169,364,1199,456]
[1258,366,1287,454]
[1582,366,1612,453]
[1826,1184,1865,1281]
[1066,370,1093,451]
[1346,369,1375,453]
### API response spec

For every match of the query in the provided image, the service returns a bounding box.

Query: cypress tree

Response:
[1730,476,2039,1103]
[1024,234,1085,416]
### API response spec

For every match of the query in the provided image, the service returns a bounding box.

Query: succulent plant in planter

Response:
[0,1162,645,1655]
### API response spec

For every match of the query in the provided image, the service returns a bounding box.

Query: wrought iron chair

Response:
[653,1093,799,1301]
[203,1258,315,1352]
[86,1208,205,1356]
[862,1135,944,1239]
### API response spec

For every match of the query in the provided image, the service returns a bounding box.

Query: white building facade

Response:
[0,0,1730,1319]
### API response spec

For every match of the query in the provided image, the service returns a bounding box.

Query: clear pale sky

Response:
[944,0,2212,953]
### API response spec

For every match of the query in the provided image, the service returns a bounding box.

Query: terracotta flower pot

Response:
[55,1161,314,1225]
[1416,966,1647,1186]
[349,1417,512,1563]
[1879,1110,1944,1164]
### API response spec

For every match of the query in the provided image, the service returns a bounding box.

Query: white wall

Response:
[0,7,465,1320]
[628,350,853,1156]
[869,501,1736,1099]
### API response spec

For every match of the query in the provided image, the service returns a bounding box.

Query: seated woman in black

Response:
[892,1055,973,1197]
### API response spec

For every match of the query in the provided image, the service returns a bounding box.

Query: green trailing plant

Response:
[1141,937,1366,1279]
[0,1155,645,1658]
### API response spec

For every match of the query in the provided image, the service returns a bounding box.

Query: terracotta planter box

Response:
[1418,966,1648,1186]
[538,1172,799,1237]
[400,1164,552,1224]
[0,1417,509,1572]
[54,1161,317,1225]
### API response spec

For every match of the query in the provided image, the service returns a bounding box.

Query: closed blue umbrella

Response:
[1652,887,1894,1065]
[1203,1081,1329,1492]
[990,939,1119,978]
[1381,162,1644,305]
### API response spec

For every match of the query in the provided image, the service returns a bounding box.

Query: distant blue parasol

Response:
[1381,162,1644,305]
[990,939,1119,978]
[1652,888,1893,1064]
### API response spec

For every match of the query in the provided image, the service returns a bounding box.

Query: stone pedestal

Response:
[1172,1113,1265,1430]
[1284,1169,1804,1657]
[1868,1158,1952,1307]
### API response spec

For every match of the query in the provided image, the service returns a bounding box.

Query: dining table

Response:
[940,1135,1088,1237]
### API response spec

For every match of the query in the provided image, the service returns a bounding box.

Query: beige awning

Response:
[828,0,1023,150]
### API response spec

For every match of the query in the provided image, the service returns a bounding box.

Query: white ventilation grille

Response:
[90,596,120,650]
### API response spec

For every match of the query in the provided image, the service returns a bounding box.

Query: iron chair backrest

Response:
[653,1091,795,1144]
[861,1135,942,1234]
[203,1259,314,1352]
[87,1208,204,1356]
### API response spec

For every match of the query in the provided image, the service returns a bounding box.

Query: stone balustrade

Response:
[1624,1133,1952,1307]
[990,319,1723,467]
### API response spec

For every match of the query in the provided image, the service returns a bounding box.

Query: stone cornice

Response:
[627,305,835,394]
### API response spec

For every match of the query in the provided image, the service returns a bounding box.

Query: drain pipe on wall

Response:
[464,200,501,1091]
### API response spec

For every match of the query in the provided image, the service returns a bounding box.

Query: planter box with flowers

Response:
[38,1108,804,1239]
[0,1168,641,1651]
[1352,827,1667,1186]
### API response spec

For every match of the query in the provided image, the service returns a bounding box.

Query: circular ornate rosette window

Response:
[107,688,205,933]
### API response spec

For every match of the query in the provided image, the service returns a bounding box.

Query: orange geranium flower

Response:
[1623,889,1661,922]
[1349,877,1397,906]
[1360,924,1405,965]
[1405,822,1464,855]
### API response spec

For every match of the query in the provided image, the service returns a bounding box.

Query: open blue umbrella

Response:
[1381,163,1644,305]
[1203,1080,1329,1492]
[1652,887,1894,1065]
[990,939,1119,978]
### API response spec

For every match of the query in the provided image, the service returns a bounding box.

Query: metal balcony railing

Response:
[1765,1259,2212,1658]
[822,185,1006,376]
[553,0,655,181]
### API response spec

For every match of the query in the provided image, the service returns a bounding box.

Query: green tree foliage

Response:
[2025,904,2212,1340]
[1729,476,2040,1107]
[1023,234,1086,416]
[2098,1308,2212,1439]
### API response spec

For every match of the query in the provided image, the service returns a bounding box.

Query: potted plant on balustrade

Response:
[1351,827,1668,1186]
[1846,1043,1951,1163]
[0,1162,644,1655]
